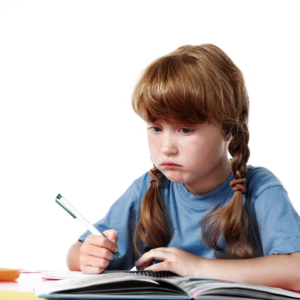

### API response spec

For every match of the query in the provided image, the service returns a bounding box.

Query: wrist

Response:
[193,255,208,277]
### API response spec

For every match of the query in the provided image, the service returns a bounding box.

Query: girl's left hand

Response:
[135,247,204,277]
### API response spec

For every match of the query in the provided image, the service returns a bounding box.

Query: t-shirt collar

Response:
[175,171,235,208]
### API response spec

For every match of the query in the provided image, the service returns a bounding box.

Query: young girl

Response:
[66,44,300,291]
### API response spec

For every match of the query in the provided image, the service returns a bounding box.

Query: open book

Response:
[41,270,128,280]
[33,272,300,299]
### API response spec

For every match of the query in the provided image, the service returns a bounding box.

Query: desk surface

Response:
[0,272,44,292]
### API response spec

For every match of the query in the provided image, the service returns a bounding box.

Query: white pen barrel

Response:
[60,197,103,236]
[77,215,102,235]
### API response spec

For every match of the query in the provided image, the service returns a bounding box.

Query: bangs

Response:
[132,52,219,127]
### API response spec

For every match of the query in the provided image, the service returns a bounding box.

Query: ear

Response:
[224,132,232,142]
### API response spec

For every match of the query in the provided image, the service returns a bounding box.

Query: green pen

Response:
[55,193,121,258]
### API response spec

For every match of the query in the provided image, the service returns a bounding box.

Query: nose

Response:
[161,133,178,156]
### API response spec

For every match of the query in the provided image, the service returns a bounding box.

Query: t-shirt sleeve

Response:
[78,183,140,270]
[254,185,300,255]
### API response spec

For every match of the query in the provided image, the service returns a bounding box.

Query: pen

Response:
[55,193,121,258]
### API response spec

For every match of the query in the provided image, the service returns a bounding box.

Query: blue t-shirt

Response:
[79,165,300,270]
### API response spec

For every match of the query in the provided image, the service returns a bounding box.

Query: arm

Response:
[136,249,300,291]
[200,251,300,291]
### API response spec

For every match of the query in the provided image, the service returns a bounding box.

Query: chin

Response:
[162,172,185,184]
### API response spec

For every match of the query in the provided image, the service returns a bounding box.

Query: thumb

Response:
[102,229,118,245]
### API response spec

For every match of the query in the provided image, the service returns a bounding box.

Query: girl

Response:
[66,44,300,290]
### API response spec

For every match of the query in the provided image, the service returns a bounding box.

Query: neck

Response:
[183,157,232,196]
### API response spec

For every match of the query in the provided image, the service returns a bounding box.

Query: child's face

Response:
[147,120,231,188]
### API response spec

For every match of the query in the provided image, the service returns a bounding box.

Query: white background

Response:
[0,0,299,271]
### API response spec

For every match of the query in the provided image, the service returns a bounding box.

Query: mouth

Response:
[161,162,182,169]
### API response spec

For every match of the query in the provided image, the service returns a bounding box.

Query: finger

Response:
[102,229,118,244]
[135,249,169,266]
[83,255,110,269]
[81,265,106,275]
[82,244,114,261]
[144,261,172,272]
[140,259,154,271]
[86,234,118,253]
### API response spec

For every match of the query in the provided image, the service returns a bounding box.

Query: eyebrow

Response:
[146,122,196,128]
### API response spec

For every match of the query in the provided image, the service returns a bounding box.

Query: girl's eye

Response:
[150,126,162,132]
[180,128,193,134]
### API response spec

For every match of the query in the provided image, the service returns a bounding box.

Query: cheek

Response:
[180,137,223,164]
[147,134,159,155]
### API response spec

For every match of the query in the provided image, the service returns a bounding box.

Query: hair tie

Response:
[230,178,247,194]
[149,167,163,187]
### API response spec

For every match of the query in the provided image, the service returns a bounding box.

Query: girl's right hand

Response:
[79,229,119,274]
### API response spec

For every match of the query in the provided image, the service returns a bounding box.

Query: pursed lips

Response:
[161,161,182,166]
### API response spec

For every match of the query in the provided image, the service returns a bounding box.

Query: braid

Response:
[227,122,255,257]
[133,165,173,256]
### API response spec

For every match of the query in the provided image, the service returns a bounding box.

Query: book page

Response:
[42,270,127,280]
[169,278,300,299]
[33,273,159,296]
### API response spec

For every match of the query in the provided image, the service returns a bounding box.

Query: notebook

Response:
[33,272,300,299]
[42,270,177,280]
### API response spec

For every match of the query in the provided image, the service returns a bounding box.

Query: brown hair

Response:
[131,44,256,258]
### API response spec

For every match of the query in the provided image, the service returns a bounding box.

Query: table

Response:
[0,272,46,299]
